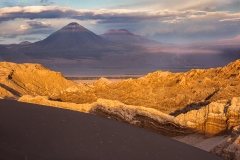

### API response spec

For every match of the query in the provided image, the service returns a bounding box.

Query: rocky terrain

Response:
[52,59,240,115]
[1,60,240,159]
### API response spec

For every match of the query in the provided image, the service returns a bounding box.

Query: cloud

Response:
[18,24,31,31]
[0,5,239,26]
[2,34,18,38]
[219,17,240,22]
[0,20,54,40]
[18,20,51,32]
[0,5,239,44]
[112,0,231,11]
[27,20,51,29]
[162,17,185,23]
[19,37,41,41]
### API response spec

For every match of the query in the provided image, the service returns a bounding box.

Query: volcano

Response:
[36,22,107,48]
[101,29,159,46]
[6,22,112,59]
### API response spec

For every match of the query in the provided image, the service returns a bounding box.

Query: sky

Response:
[0,0,240,44]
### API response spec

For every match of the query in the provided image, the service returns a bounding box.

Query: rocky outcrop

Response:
[0,62,80,99]
[89,99,192,137]
[174,100,229,136]
[173,97,240,138]
[55,60,240,115]
[0,86,16,99]
[227,97,240,131]
[2,60,240,115]
[211,126,240,160]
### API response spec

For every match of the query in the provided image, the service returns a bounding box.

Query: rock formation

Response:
[54,60,240,115]
[211,126,240,160]
[0,62,79,99]
[174,100,229,137]
[2,60,240,116]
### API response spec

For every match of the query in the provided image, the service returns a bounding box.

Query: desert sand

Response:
[0,99,222,160]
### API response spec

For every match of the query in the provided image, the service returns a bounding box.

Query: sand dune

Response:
[0,99,222,160]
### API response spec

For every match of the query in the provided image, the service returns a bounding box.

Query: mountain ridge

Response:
[35,22,108,47]
[101,29,159,46]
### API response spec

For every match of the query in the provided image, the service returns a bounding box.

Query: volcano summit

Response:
[3,22,115,59]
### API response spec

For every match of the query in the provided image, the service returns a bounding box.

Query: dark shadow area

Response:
[170,101,211,117]
[0,99,223,160]
[205,89,220,101]
[48,97,62,102]
[0,83,21,97]
[170,89,221,117]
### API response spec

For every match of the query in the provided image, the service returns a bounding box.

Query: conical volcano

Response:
[36,22,107,48]
[14,22,111,59]
[3,23,146,61]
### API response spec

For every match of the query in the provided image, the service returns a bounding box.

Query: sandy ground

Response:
[173,134,230,152]
[0,99,223,160]
[74,78,124,83]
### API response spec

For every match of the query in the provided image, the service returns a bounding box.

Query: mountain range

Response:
[0,22,240,71]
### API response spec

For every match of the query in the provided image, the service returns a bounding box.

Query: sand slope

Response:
[0,99,222,160]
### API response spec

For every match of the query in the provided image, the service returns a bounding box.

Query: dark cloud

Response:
[27,21,51,29]
[2,34,18,39]
[1,21,54,40]
[0,6,185,24]
[19,37,42,41]
[0,6,239,26]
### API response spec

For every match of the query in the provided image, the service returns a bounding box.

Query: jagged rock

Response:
[2,60,240,115]
[173,96,240,137]
[227,97,240,131]
[0,86,16,99]
[211,126,240,160]
[70,59,240,114]
[174,100,230,137]
[93,77,111,86]
[0,62,79,98]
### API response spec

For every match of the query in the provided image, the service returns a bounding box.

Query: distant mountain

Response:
[1,22,239,70]
[19,41,32,45]
[35,22,108,48]
[101,29,159,46]
[5,22,114,59]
